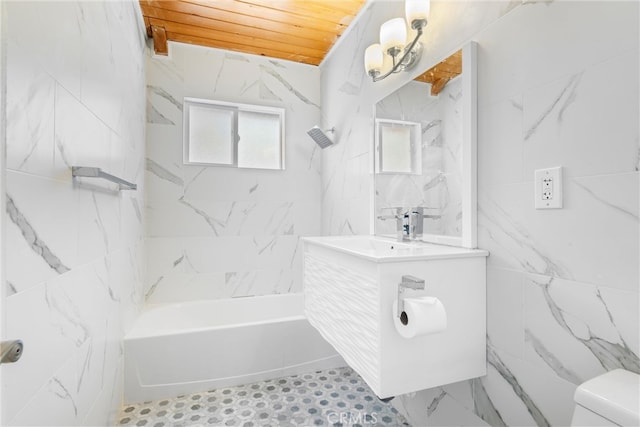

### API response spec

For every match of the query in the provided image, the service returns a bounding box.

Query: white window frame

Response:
[183,97,286,170]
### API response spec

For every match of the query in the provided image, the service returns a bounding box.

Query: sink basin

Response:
[303,235,488,398]
[303,235,488,262]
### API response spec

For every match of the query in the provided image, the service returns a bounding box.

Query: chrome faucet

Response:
[377,207,410,242]
[397,275,425,322]
[409,206,442,240]
[409,207,424,240]
[378,206,443,242]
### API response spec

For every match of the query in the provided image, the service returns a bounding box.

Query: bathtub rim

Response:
[125,293,307,340]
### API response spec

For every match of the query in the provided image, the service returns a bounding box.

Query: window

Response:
[184,98,285,170]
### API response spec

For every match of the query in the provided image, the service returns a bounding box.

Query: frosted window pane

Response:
[188,105,234,164]
[381,126,412,173]
[237,110,281,169]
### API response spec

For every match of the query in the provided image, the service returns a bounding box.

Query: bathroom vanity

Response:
[303,236,487,399]
[303,42,486,398]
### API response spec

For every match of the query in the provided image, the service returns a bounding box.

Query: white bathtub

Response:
[124,293,344,403]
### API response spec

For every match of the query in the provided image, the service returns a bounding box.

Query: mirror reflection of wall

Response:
[374,50,464,241]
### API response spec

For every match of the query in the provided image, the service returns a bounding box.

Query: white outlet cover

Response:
[535,166,563,209]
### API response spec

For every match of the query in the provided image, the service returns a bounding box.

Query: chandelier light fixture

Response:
[364,0,430,82]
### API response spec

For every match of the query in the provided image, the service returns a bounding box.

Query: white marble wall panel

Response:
[5,41,56,177]
[4,1,146,425]
[524,274,639,384]
[145,42,321,303]
[477,1,639,110]
[480,173,638,290]
[321,1,639,426]
[487,267,524,360]
[523,52,639,179]
[477,95,524,188]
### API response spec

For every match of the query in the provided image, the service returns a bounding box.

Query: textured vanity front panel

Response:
[304,253,380,392]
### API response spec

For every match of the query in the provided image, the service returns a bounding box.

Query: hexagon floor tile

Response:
[118,367,410,427]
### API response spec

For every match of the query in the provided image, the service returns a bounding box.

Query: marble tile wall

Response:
[3,1,146,425]
[145,43,321,303]
[374,78,463,238]
[321,1,639,426]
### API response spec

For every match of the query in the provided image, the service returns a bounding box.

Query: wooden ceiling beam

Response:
[151,25,168,56]
[430,78,450,96]
[150,18,326,60]
[416,70,461,83]
[143,16,152,37]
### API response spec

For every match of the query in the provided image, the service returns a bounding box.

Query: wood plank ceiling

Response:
[140,0,367,66]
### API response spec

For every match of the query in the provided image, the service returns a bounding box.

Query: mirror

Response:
[373,42,477,248]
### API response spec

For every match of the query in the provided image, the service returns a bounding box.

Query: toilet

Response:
[571,369,640,426]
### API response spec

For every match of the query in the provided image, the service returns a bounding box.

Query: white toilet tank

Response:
[571,369,640,426]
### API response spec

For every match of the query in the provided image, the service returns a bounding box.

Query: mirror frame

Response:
[371,41,477,248]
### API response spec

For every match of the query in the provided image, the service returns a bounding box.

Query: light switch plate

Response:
[535,166,563,209]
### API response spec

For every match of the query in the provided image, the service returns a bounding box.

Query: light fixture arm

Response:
[370,23,424,82]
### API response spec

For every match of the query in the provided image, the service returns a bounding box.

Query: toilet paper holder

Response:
[398,275,425,324]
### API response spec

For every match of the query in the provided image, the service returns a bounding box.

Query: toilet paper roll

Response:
[393,296,447,338]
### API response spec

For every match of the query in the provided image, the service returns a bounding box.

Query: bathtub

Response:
[124,293,344,403]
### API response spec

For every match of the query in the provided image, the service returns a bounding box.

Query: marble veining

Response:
[426,390,447,417]
[91,192,110,251]
[479,195,571,279]
[574,180,639,222]
[44,283,89,347]
[471,378,506,427]
[525,73,582,140]
[7,281,18,296]
[6,195,71,275]
[146,158,184,186]
[51,376,79,417]
[525,329,581,385]
[130,198,142,223]
[177,197,228,236]
[148,85,183,112]
[534,277,640,374]
[147,100,174,125]
[145,276,163,300]
[487,342,550,427]
[259,65,320,109]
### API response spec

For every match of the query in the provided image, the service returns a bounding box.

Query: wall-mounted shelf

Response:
[71,166,137,191]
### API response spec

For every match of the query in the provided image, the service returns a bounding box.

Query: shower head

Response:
[307,126,336,149]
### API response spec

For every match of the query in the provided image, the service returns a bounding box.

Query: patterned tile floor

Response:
[118,367,410,427]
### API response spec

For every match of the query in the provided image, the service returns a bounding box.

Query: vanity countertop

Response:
[303,235,488,263]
